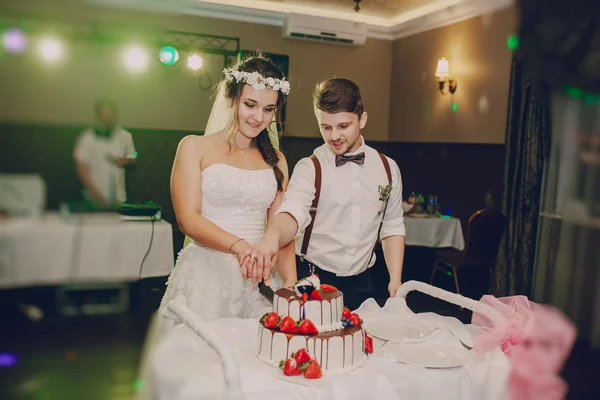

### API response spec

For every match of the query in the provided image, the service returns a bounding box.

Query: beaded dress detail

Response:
[161,163,281,320]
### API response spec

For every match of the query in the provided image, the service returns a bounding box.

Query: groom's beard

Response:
[329,137,360,155]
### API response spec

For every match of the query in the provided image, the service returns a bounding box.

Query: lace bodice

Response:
[201,163,278,244]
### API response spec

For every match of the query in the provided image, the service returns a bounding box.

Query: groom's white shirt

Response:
[276,137,405,277]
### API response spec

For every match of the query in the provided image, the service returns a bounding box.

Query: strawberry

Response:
[302,292,309,302]
[298,319,319,335]
[264,312,280,329]
[293,349,311,365]
[260,312,269,323]
[279,359,301,376]
[320,283,338,293]
[365,335,373,354]
[342,308,352,319]
[309,290,324,300]
[279,316,299,333]
[301,359,322,379]
[349,313,362,327]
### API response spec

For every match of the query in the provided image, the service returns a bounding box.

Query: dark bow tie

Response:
[335,152,365,167]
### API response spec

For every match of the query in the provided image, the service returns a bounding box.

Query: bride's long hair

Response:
[219,55,287,191]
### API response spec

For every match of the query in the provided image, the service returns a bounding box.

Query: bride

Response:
[160,54,296,321]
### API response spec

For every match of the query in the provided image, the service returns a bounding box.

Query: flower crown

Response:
[223,67,291,95]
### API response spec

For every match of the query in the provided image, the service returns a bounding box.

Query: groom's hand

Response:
[388,279,402,297]
[246,231,280,284]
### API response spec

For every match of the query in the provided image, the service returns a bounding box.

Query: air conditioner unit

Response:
[283,13,367,46]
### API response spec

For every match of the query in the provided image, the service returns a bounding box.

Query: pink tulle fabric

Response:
[472,295,577,400]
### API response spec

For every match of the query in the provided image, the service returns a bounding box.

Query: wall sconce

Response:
[435,57,457,95]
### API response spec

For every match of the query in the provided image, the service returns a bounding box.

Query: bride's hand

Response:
[238,245,262,283]
[248,232,279,285]
[232,240,253,280]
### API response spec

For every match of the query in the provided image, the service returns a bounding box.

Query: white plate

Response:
[385,342,472,368]
[366,320,436,343]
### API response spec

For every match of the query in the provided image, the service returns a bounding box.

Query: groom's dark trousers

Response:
[295,255,376,311]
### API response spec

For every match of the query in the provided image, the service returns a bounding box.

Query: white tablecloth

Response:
[143,297,509,400]
[0,212,174,288]
[405,216,465,250]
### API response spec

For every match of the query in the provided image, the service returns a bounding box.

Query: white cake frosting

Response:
[274,274,344,333]
[257,323,367,374]
[273,291,344,333]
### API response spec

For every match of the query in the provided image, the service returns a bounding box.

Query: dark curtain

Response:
[495,57,552,296]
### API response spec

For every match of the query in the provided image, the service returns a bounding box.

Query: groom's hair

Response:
[313,78,364,118]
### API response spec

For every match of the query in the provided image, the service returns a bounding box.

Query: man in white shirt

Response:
[244,78,406,309]
[73,99,137,206]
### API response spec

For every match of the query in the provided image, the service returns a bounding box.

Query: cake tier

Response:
[257,321,367,374]
[274,288,344,332]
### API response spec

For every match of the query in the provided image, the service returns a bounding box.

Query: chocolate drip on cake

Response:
[259,321,362,368]
[320,339,324,368]
[276,287,342,301]
[259,321,360,338]
[342,336,345,367]
[326,337,329,370]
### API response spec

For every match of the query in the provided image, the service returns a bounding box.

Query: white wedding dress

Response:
[160,163,283,321]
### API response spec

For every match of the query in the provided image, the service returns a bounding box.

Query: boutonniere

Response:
[378,182,393,214]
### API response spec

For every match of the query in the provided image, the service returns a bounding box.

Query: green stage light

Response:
[159,46,179,66]
[507,34,519,51]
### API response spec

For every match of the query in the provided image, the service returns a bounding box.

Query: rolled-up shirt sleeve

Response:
[275,157,317,237]
[380,157,406,239]
[123,130,136,158]
[73,131,92,164]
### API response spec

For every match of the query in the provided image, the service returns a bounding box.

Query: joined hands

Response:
[233,233,282,287]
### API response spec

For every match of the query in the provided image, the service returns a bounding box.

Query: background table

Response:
[404,216,465,250]
[0,212,174,288]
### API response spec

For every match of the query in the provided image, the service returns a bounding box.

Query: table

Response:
[404,216,465,250]
[0,212,174,288]
[141,298,509,400]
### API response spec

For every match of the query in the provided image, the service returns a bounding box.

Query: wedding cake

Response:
[257,275,373,377]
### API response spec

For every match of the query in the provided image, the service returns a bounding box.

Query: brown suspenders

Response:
[299,152,392,261]
[300,155,322,258]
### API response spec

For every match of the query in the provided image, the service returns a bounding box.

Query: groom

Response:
[243,78,406,310]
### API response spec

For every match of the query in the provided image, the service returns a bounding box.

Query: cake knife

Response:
[258,282,275,304]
